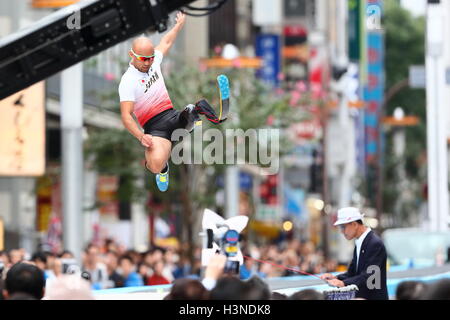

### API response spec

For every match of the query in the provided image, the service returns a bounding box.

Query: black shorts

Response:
[143,108,186,141]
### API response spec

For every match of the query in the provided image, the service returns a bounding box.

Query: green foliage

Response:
[84,128,146,203]
[383,2,426,221]
[84,60,310,220]
[163,64,308,204]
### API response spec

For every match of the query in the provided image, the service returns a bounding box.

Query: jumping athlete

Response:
[119,12,229,192]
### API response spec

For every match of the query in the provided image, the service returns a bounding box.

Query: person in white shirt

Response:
[320,207,388,300]
[119,12,226,192]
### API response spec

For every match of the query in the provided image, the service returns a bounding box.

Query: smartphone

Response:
[60,259,80,274]
[223,260,239,275]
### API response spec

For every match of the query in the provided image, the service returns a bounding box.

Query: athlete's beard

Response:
[132,61,150,73]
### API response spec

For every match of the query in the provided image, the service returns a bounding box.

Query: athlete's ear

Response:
[128,51,134,59]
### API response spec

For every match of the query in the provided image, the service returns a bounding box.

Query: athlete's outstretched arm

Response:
[155,11,186,56]
[120,101,153,148]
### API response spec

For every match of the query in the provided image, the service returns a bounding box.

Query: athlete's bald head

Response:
[131,37,154,56]
[129,37,155,73]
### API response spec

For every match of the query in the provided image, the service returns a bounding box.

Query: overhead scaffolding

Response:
[0,0,222,258]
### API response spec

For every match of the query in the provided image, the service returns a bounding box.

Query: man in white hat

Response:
[319,207,388,300]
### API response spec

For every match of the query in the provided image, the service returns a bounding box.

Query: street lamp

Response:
[382,107,419,227]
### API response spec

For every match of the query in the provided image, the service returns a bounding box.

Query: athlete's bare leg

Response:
[144,136,172,174]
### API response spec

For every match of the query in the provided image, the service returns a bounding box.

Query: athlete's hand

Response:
[140,134,153,148]
[175,11,186,27]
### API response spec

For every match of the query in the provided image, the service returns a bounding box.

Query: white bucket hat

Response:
[333,207,365,226]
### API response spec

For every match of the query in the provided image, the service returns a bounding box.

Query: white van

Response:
[382,228,450,267]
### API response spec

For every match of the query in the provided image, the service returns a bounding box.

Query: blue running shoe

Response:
[156,164,169,192]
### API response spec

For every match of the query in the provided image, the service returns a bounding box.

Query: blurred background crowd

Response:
[0,238,340,290]
[2,0,450,302]
[1,238,449,300]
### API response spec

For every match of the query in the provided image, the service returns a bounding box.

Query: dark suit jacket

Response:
[337,230,389,300]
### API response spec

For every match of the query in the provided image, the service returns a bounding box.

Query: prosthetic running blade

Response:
[193,74,230,127]
[216,74,230,122]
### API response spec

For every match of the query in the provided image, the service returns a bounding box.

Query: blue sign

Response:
[255,34,281,86]
[283,186,305,217]
[239,172,253,191]
[363,31,384,164]
[216,172,253,191]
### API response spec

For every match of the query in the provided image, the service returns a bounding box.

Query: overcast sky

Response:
[400,0,426,16]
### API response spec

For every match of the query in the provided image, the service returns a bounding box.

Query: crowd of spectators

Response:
[0,238,449,300]
[0,238,339,291]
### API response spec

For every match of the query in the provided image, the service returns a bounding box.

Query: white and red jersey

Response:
[118,50,174,126]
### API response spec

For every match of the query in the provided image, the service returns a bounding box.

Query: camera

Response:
[200,209,248,276]
[60,259,91,281]
[221,229,241,274]
[224,259,240,274]
[60,258,80,275]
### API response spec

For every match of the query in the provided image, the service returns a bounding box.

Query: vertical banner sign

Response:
[36,176,53,232]
[364,31,384,164]
[255,34,281,87]
[96,175,119,216]
[0,218,4,251]
[364,0,384,202]
[364,0,384,164]
[0,82,46,176]
[350,66,366,175]
[364,32,384,164]
[282,25,309,85]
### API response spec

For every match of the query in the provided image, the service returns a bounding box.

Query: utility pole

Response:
[61,63,83,262]
[312,0,333,260]
[331,0,354,261]
[426,0,449,232]
[225,166,239,219]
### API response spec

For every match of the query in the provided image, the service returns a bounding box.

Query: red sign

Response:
[284,26,307,37]
[97,176,119,216]
[291,119,322,140]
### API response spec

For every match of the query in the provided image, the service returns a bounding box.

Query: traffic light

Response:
[259,174,278,205]
[309,148,323,193]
